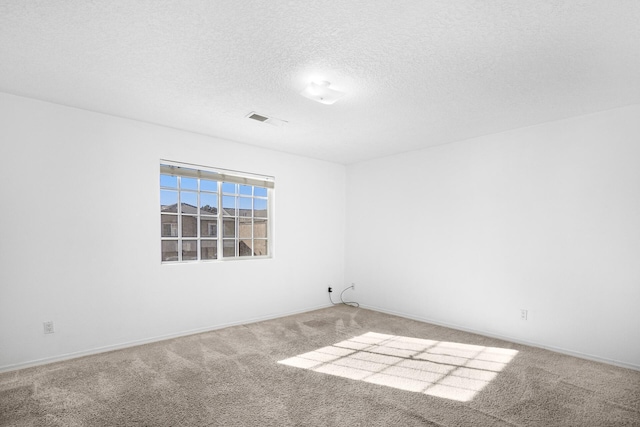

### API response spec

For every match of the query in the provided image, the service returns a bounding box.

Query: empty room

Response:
[1,1,639,426]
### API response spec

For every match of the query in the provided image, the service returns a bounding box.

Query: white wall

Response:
[0,92,346,370]
[2,92,638,372]
[346,104,640,369]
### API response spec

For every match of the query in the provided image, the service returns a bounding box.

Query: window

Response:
[162,223,178,237]
[160,162,273,262]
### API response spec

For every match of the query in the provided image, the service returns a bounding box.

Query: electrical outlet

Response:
[351,283,355,291]
[328,287,332,293]
[43,321,54,334]
[520,309,528,321]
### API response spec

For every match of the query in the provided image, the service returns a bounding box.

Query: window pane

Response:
[253,219,267,238]
[181,192,197,213]
[201,179,218,192]
[182,215,197,237]
[223,239,235,257]
[222,196,236,216]
[160,174,177,188]
[161,190,178,213]
[254,198,267,217]
[223,218,236,238]
[200,193,218,214]
[201,218,217,237]
[254,187,267,197]
[182,240,197,260]
[181,177,198,190]
[222,182,237,194]
[239,217,252,238]
[239,197,252,213]
[240,185,252,195]
[161,215,178,237]
[239,239,253,257]
[161,240,178,262]
[201,240,217,260]
[253,239,268,256]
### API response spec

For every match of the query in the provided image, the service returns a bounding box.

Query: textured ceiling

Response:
[1,1,639,164]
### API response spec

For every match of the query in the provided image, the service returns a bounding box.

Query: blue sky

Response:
[160,175,267,210]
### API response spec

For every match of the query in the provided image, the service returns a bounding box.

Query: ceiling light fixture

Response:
[300,81,345,105]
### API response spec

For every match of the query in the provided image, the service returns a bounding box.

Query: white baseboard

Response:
[5,303,636,373]
[0,303,332,373]
[360,304,640,372]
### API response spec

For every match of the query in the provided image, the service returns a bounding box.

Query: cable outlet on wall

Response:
[520,309,528,321]
[43,321,54,334]
[351,283,355,291]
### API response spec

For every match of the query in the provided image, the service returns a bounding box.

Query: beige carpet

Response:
[1,306,639,426]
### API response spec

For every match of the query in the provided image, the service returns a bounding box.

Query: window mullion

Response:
[196,179,201,261]
[236,194,239,257]
[218,181,223,259]
[177,176,183,262]
[268,188,272,257]
[251,195,255,257]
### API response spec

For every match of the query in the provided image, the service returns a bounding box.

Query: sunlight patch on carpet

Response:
[278,332,518,402]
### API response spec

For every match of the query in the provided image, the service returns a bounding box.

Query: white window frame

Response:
[160,160,274,263]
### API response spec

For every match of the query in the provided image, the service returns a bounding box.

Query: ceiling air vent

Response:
[246,112,288,127]
[248,113,269,122]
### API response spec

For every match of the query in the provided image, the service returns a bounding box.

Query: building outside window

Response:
[160,162,273,262]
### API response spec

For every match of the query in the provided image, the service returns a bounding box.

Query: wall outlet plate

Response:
[43,321,54,334]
